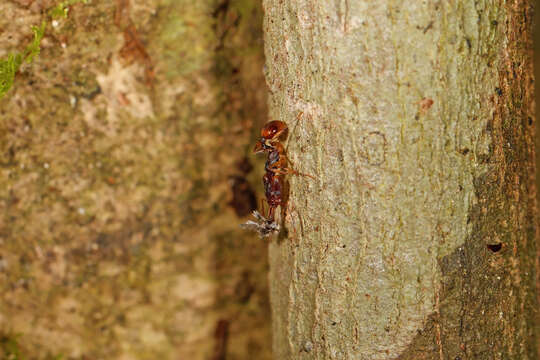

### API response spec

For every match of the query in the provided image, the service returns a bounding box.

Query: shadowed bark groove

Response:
[264,0,537,359]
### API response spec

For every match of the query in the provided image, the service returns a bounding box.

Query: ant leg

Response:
[284,111,305,151]
[289,168,315,179]
[267,205,276,223]
[285,157,315,179]
[266,159,315,179]
[260,198,266,218]
[270,163,315,179]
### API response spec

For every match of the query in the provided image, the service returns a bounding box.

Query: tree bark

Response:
[0,1,270,359]
[264,0,537,359]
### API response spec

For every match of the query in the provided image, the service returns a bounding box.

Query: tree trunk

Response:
[264,0,537,359]
[0,1,270,359]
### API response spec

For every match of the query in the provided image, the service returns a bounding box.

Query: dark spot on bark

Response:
[491,20,498,26]
[459,148,470,155]
[528,117,533,125]
[486,120,493,132]
[495,87,503,96]
[95,232,109,248]
[465,38,471,49]
[487,243,502,252]
[80,84,102,100]
[331,321,337,326]
[458,185,463,191]
[236,157,253,175]
[212,0,230,18]
[423,21,433,33]
[116,313,126,325]
[229,176,256,217]
[235,271,254,303]
[212,319,229,360]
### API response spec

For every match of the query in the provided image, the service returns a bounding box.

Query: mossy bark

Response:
[0,1,270,359]
[264,0,537,359]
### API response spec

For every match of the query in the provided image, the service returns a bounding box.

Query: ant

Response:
[241,119,311,237]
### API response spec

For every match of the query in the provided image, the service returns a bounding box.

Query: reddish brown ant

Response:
[253,120,288,150]
[241,119,311,237]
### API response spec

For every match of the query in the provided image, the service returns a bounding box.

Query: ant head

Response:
[253,140,266,154]
[261,120,288,141]
[253,139,273,154]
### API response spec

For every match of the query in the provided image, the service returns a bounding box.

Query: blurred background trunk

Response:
[264,0,538,359]
[0,1,271,359]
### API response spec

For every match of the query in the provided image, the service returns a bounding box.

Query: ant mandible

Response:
[241,118,311,237]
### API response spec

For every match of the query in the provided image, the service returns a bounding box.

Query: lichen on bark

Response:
[264,0,537,359]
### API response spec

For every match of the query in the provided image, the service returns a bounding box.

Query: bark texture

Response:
[0,1,270,359]
[264,0,537,359]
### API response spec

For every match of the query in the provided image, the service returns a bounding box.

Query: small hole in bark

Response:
[528,117,533,125]
[495,87,503,96]
[487,243,502,252]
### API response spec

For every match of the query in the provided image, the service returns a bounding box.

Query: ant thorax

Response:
[265,149,280,171]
